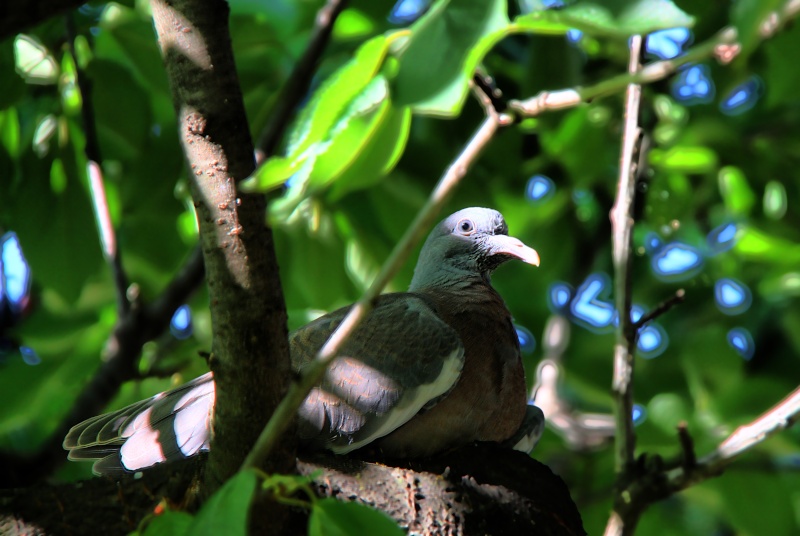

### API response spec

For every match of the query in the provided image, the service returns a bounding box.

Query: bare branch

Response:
[66,16,131,314]
[256,0,349,160]
[667,386,800,491]
[610,34,643,476]
[632,289,685,330]
[509,28,738,118]
[604,34,643,536]
[676,422,697,471]
[241,110,512,470]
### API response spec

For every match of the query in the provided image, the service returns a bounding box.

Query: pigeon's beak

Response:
[488,235,540,266]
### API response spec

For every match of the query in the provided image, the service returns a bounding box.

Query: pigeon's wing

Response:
[291,293,464,453]
[63,373,215,475]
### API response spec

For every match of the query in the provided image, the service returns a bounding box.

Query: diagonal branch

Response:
[667,385,800,491]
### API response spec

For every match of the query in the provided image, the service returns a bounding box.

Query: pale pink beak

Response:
[488,235,540,266]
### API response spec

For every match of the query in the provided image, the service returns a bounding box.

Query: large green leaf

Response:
[245,33,397,191]
[189,471,257,536]
[514,0,695,39]
[393,0,510,116]
[308,76,392,187]
[328,104,412,201]
[309,499,404,536]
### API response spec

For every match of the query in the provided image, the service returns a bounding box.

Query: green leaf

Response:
[731,0,784,61]
[85,59,151,161]
[188,471,257,536]
[287,34,395,158]
[140,511,194,536]
[717,165,755,216]
[513,0,694,39]
[649,146,718,174]
[710,472,795,535]
[329,105,412,201]
[309,76,391,187]
[309,499,404,536]
[246,34,397,193]
[735,226,800,265]
[393,0,510,116]
[243,155,303,192]
[0,107,21,159]
[13,34,59,85]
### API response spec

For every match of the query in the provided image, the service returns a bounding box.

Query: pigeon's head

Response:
[410,207,539,290]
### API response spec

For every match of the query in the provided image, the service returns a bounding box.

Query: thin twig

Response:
[66,15,130,314]
[633,289,685,330]
[241,111,511,470]
[256,0,349,160]
[509,27,738,118]
[610,34,643,476]
[676,422,697,471]
[667,385,800,491]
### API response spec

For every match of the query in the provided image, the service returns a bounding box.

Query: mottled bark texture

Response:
[1,446,585,536]
[149,0,294,493]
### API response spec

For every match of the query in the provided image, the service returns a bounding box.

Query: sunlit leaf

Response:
[13,35,58,85]
[717,166,755,216]
[393,0,510,116]
[328,105,412,200]
[649,146,718,173]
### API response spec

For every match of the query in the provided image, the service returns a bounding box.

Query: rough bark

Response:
[148,0,294,530]
[1,446,585,536]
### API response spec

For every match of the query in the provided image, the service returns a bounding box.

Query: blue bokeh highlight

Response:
[388,0,431,24]
[671,64,715,105]
[1,232,32,316]
[644,232,663,255]
[20,346,41,366]
[570,274,616,331]
[525,175,555,202]
[714,278,752,315]
[646,27,691,59]
[515,324,536,354]
[566,29,583,44]
[707,222,737,254]
[637,323,669,359]
[547,282,573,313]
[632,404,647,425]
[727,327,755,360]
[170,304,193,340]
[720,76,762,116]
[651,242,704,281]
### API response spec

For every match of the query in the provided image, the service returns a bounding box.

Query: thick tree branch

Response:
[148,0,294,511]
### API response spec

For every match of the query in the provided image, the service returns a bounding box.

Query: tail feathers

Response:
[63,372,215,475]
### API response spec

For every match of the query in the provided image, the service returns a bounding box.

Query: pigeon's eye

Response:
[456,219,476,236]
